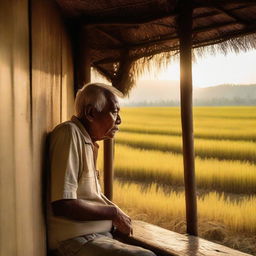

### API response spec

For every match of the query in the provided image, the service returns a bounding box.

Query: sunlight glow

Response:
[140,49,256,88]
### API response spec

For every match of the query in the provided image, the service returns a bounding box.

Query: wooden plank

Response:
[0,1,74,256]
[178,1,198,235]
[104,139,114,200]
[31,1,55,254]
[31,1,75,255]
[61,27,74,122]
[0,1,17,254]
[75,27,91,91]
[12,0,34,255]
[31,0,72,255]
[0,1,34,256]
[118,221,252,256]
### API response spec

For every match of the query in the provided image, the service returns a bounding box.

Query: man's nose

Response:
[116,114,121,125]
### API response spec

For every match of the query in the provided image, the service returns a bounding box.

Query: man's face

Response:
[92,94,121,140]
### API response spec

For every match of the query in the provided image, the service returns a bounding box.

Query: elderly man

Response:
[48,83,156,256]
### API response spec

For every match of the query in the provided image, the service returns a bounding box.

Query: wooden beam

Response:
[80,11,176,26]
[93,44,179,67]
[141,22,256,54]
[132,20,242,48]
[195,0,256,6]
[104,139,114,200]
[75,0,255,27]
[91,19,245,56]
[74,27,91,91]
[91,33,178,53]
[178,0,198,236]
[215,6,251,25]
[95,27,123,44]
[193,2,256,20]
[92,64,113,80]
[193,10,221,19]
[92,20,245,67]
[193,24,256,49]
[93,57,120,66]
[83,47,91,85]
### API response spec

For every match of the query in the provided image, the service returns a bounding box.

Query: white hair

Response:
[74,83,123,118]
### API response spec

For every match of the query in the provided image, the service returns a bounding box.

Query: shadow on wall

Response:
[41,132,51,248]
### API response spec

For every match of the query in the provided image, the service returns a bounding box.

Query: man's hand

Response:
[112,207,133,236]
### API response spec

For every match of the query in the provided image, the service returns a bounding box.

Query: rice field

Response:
[120,123,256,141]
[113,181,256,234]
[116,132,256,162]
[107,144,256,194]
[97,106,256,255]
[113,181,256,255]
[120,106,256,141]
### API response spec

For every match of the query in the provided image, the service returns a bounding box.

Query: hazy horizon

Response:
[119,81,256,105]
[138,49,256,88]
[92,49,256,103]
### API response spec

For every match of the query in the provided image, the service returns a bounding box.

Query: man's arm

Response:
[101,194,132,223]
[52,199,132,235]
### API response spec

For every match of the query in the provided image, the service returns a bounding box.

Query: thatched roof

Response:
[56,0,256,94]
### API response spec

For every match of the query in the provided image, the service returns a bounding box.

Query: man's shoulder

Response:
[50,120,85,144]
[51,120,79,135]
[50,120,91,145]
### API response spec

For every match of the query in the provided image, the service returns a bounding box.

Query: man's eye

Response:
[112,111,118,117]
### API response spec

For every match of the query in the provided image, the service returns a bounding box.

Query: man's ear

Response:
[85,104,96,122]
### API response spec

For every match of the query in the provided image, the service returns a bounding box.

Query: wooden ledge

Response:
[116,220,252,256]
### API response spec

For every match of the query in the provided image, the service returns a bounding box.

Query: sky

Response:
[92,49,256,102]
[139,49,256,88]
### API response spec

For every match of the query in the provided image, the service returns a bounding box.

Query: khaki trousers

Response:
[57,232,156,256]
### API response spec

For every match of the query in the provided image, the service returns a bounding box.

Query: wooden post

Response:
[178,1,198,235]
[75,26,91,91]
[74,26,114,200]
[104,139,114,200]
[83,41,91,85]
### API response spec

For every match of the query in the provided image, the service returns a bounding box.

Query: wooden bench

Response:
[117,220,252,256]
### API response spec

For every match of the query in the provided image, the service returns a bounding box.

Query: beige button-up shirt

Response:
[48,116,112,249]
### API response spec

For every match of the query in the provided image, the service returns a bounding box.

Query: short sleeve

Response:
[49,124,80,202]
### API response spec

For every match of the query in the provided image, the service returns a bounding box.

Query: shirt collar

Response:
[71,115,94,145]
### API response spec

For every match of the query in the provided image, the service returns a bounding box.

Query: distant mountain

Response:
[194,84,256,100]
[121,81,256,106]
[193,84,256,106]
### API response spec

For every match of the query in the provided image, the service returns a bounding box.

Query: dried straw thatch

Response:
[56,0,256,94]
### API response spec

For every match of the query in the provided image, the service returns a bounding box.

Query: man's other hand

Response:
[112,207,133,236]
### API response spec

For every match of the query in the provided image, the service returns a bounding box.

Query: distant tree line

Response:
[194,97,256,106]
